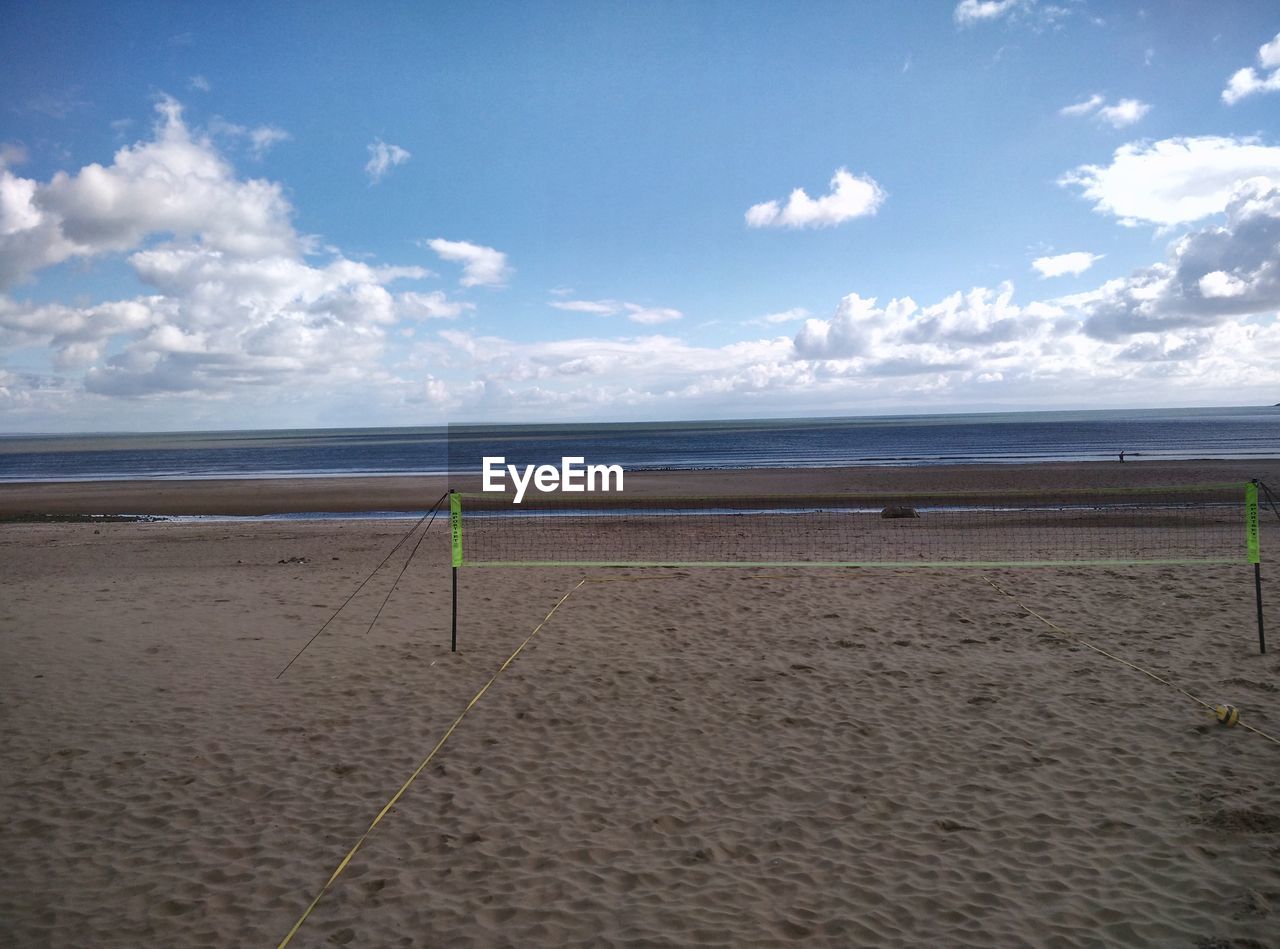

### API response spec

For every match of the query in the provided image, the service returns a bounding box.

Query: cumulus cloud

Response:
[426,238,511,287]
[1070,177,1280,339]
[1060,136,1280,226]
[365,139,410,183]
[1059,94,1150,128]
[435,263,1280,419]
[1,97,299,289]
[791,287,1029,363]
[1222,31,1280,104]
[954,0,1023,26]
[311,175,1280,413]
[768,259,1278,411]
[6,93,1278,424]
[1197,270,1248,299]
[1032,251,1102,278]
[0,246,431,396]
[745,168,885,229]
[794,294,880,359]
[0,97,463,403]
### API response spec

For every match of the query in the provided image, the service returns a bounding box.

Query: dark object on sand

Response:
[881,505,919,519]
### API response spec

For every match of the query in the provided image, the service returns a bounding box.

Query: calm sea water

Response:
[1,407,1278,483]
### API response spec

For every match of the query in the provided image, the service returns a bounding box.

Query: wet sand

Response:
[2,459,1278,516]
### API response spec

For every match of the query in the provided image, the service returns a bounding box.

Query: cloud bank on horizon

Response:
[1,6,1279,431]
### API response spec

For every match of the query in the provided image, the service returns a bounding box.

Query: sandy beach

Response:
[2,464,1279,946]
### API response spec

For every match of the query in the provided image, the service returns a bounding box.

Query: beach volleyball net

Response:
[450,481,1261,569]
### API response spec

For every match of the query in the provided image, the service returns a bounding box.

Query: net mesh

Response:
[454,482,1253,567]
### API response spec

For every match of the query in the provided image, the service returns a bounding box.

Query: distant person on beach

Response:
[1119,450,1125,463]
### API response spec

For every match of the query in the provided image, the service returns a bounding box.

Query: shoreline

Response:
[2,458,1278,516]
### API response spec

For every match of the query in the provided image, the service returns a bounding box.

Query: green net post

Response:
[1246,481,1260,565]
[450,490,461,652]
[1248,481,1264,654]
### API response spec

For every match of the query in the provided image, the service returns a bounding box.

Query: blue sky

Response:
[2,0,1279,432]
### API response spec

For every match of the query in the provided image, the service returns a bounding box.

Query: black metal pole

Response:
[1256,562,1266,655]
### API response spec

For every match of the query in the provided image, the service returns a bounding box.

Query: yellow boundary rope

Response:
[277,578,587,948]
[982,575,1279,747]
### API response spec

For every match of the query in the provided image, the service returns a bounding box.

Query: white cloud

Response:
[1059,94,1104,117]
[426,238,511,287]
[0,247,431,397]
[1,170,42,236]
[1032,251,1103,278]
[398,290,473,320]
[1,97,298,289]
[1069,177,1280,338]
[0,97,449,403]
[1058,94,1149,128]
[208,117,291,158]
[365,139,411,183]
[1197,270,1248,299]
[549,298,682,324]
[550,299,620,315]
[745,168,885,229]
[794,294,880,359]
[434,329,796,413]
[7,93,1279,426]
[954,0,1022,26]
[189,75,211,93]
[1096,99,1150,128]
[1222,31,1280,104]
[1264,32,1280,68]
[248,126,290,158]
[429,259,1280,419]
[623,304,682,325]
[1060,136,1280,226]
[746,307,810,326]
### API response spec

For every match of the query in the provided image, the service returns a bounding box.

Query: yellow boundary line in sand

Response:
[982,575,1279,747]
[277,578,587,948]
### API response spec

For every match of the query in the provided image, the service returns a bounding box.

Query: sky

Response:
[1,0,1279,433]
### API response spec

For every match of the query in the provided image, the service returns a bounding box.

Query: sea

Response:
[1,406,1278,484]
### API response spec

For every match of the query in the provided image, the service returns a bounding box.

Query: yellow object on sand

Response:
[1215,704,1240,727]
